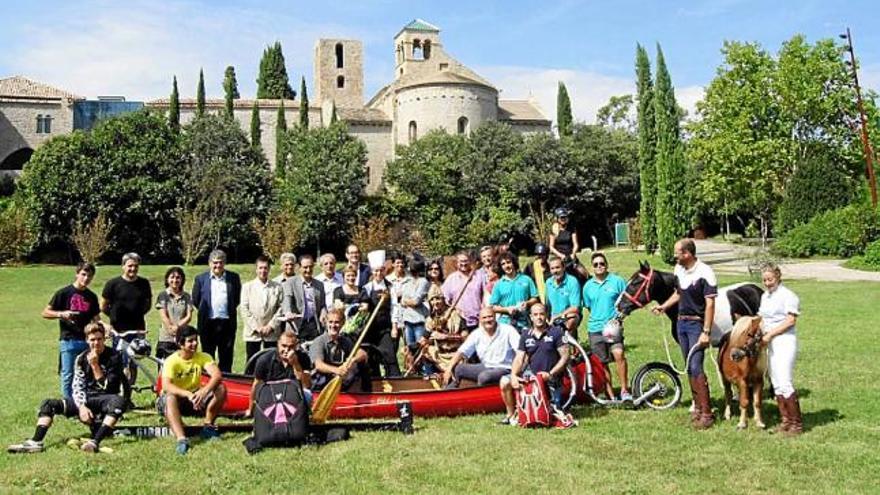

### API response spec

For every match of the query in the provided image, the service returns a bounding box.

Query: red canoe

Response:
[177,355,606,420]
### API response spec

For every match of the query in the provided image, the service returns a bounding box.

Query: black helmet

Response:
[534,243,549,256]
[554,207,571,218]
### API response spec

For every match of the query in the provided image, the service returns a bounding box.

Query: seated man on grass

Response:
[248,329,312,417]
[9,322,125,454]
[309,308,371,393]
[157,325,227,455]
[499,303,570,425]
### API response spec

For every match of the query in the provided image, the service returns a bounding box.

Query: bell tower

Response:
[314,39,363,108]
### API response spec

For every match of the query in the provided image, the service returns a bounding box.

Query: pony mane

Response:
[730,316,759,344]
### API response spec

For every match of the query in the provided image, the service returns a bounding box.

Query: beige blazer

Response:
[240,278,285,342]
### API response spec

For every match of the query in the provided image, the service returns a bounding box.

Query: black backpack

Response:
[246,379,309,452]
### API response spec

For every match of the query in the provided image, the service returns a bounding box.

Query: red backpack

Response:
[516,375,551,427]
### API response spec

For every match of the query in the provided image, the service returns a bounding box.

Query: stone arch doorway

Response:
[0,147,34,172]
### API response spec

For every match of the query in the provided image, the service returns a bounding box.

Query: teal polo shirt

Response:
[581,273,626,334]
[489,273,538,328]
[545,273,581,318]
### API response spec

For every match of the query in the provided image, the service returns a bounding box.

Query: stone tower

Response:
[393,19,442,79]
[314,39,364,109]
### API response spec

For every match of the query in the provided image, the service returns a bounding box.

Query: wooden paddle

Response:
[438,265,476,329]
[311,293,388,423]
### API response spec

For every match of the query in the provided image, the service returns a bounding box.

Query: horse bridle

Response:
[730,324,764,362]
[622,268,654,309]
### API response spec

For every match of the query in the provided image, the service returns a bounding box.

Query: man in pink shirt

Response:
[441,251,485,331]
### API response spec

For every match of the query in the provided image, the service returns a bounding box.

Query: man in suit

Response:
[240,256,285,363]
[192,249,242,372]
[343,244,371,288]
[282,254,326,342]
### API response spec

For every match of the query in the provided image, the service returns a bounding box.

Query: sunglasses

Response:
[428,267,440,271]
[592,261,607,267]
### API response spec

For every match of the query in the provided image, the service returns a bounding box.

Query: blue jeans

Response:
[404,322,430,374]
[677,320,706,378]
[59,339,89,398]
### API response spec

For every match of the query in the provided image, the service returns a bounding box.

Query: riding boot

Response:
[784,392,803,436]
[688,377,700,423]
[774,395,790,434]
[692,374,714,430]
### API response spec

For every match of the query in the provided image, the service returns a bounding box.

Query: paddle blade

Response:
[311,376,343,424]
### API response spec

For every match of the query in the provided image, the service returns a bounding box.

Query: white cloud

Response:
[3,2,371,100]
[861,64,880,95]
[478,65,703,126]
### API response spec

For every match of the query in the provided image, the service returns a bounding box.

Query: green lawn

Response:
[1,254,878,494]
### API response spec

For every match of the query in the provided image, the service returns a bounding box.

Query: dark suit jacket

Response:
[282,276,326,331]
[191,270,242,332]
[353,263,371,288]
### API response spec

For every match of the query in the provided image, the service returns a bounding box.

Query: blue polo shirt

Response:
[518,325,565,374]
[489,273,538,328]
[581,273,626,334]
[545,273,581,318]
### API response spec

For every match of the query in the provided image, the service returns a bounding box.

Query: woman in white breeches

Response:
[758,263,803,435]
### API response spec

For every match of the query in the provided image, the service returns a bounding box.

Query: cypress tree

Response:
[299,76,309,128]
[635,44,658,253]
[329,100,338,124]
[223,66,239,120]
[653,44,692,263]
[169,76,180,133]
[196,68,206,118]
[557,82,573,137]
[250,102,262,148]
[276,101,287,169]
[257,42,296,100]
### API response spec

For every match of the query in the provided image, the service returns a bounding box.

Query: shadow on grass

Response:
[804,408,842,432]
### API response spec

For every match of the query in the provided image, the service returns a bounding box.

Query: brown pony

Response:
[719,315,768,429]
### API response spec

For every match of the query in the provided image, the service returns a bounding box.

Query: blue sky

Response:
[2,0,878,123]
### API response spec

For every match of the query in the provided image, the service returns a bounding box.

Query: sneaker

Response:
[200,425,220,441]
[80,440,98,453]
[7,439,44,454]
[176,439,189,456]
[620,391,633,402]
[497,415,518,426]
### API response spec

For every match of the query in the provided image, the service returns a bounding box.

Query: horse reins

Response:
[622,268,654,309]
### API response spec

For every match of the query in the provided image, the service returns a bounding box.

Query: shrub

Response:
[0,201,36,263]
[863,239,880,267]
[251,208,303,262]
[70,211,113,263]
[773,203,880,258]
[774,151,857,234]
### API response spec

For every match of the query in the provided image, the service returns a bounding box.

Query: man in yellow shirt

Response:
[159,326,226,455]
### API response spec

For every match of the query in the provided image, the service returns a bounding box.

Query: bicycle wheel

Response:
[632,362,681,410]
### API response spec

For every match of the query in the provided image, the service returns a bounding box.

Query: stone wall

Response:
[314,39,364,109]
[0,99,74,166]
[349,123,393,194]
[394,84,497,147]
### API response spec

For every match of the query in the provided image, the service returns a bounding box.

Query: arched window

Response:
[335,43,344,69]
[412,39,423,60]
[457,116,469,135]
[35,114,43,133]
[408,121,418,143]
[423,40,432,60]
[337,76,345,89]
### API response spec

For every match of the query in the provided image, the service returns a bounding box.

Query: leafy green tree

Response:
[223,66,239,120]
[178,114,273,252]
[653,45,692,263]
[299,76,309,128]
[196,69,206,118]
[276,122,367,246]
[169,76,180,133]
[17,111,180,257]
[596,94,635,131]
[250,102,261,148]
[276,101,287,169]
[635,44,658,252]
[557,82,573,137]
[257,42,296,99]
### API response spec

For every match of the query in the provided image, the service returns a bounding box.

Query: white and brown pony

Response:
[719,315,768,429]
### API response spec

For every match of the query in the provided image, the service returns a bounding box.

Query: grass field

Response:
[1,251,878,494]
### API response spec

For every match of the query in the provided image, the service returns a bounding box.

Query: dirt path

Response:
[694,239,880,282]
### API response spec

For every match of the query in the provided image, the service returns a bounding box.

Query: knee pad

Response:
[38,399,65,418]
[105,396,127,419]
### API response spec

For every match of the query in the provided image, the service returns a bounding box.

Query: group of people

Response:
[7,206,806,454]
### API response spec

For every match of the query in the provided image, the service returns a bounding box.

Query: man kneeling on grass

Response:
[9,322,125,454]
[157,325,227,455]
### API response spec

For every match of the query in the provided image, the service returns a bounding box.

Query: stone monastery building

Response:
[1,19,550,192]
